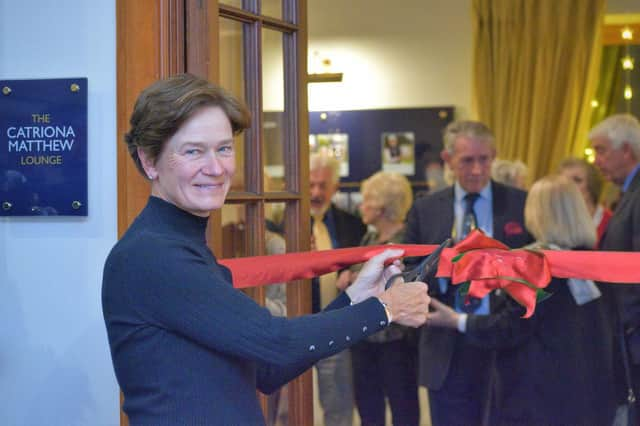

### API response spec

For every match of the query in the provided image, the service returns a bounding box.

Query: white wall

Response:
[0,1,119,425]
[307,0,473,117]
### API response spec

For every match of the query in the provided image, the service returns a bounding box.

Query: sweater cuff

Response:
[457,313,468,333]
[376,297,392,324]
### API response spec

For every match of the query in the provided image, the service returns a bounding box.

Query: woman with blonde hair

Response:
[496,174,618,425]
[358,171,413,244]
[426,174,618,425]
[525,174,596,249]
[343,171,420,426]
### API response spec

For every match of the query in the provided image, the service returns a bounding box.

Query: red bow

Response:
[436,230,551,318]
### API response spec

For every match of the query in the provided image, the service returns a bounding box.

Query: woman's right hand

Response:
[378,281,430,327]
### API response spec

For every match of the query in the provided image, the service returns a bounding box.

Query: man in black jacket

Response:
[405,121,531,426]
[309,152,366,426]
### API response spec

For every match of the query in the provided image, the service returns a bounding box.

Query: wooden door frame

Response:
[116,0,184,238]
[117,3,185,425]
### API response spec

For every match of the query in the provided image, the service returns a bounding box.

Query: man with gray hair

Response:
[590,113,640,424]
[309,152,366,426]
[405,120,532,426]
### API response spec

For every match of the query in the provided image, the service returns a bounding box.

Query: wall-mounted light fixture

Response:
[308,72,343,83]
[308,51,343,83]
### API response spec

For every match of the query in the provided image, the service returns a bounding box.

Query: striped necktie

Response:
[461,192,480,239]
[455,192,483,313]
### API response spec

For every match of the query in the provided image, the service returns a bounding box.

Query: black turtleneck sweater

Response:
[102,196,388,425]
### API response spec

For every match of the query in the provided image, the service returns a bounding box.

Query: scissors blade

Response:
[412,238,452,282]
[384,238,452,289]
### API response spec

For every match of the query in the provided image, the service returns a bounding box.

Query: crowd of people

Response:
[297,114,640,426]
[102,73,640,426]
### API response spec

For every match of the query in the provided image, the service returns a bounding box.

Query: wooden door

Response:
[116,0,311,424]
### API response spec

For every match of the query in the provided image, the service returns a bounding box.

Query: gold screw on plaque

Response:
[70,83,80,92]
[2,86,11,95]
[2,201,12,210]
[72,201,82,209]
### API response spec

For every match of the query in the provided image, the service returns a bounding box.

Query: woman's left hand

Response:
[346,249,403,304]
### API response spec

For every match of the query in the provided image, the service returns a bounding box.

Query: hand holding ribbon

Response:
[346,248,403,304]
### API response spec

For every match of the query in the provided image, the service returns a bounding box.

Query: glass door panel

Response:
[219,17,247,192]
[262,28,288,192]
[262,0,283,20]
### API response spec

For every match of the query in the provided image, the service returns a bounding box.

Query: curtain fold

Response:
[472,0,605,180]
[591,45,625,127]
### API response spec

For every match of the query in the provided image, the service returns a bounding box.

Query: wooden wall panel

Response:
[116,1,185,424]
[117,0,184,238]
[117,0,160,238]
[286,0,312,421]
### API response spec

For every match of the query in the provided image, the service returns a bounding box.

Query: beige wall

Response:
[307,0,473,117]
[307,0,640,117]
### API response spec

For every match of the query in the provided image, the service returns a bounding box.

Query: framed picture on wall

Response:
[381,131,415,175]
[309,133,350,177]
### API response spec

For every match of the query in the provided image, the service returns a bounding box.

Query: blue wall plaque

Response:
[1,78,88,216]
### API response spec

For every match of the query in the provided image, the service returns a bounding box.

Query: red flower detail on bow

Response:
[436,230,551,318]
[503,221,524,237]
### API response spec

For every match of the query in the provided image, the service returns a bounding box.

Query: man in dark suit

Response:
[404,120,531,426]
[591,113,640,425]
[309,152,367,426]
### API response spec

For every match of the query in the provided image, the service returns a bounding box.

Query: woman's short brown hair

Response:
[125,73,251,177]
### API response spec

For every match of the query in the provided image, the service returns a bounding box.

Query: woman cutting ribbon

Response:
[101,74,430,425]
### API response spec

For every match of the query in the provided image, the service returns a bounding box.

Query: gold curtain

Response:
[472,0,605,180]
[591,45,625,127]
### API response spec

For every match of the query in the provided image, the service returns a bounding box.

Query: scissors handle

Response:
[384,272,405,290]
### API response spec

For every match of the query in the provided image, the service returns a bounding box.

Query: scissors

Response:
[384,238,452,289]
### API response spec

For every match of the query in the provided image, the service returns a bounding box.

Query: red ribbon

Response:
[219,231,640,317]
[219,244,438,288]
